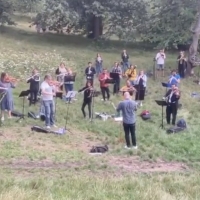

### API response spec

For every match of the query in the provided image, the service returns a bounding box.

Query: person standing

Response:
[121,49,129,74]
[125,64,137,85]
[55,62,67,91]
[78,81,93,120]
[116,92,137,149]
[95,53,103,76]
[164,84,180,125]
[85,62,96,86]
[155,49,166,77]
[111,62,122,95]
[64,68,75,103]
[0,73,16,121]
[177,51,187,78]
[135,70,147,107]
[40,75,56,129]
[27,69,40,106]
[98,69,111,101]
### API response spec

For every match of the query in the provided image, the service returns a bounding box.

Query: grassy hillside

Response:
[0,15,200,199]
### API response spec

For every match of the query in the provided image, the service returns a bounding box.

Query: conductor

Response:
[116,92,138,150]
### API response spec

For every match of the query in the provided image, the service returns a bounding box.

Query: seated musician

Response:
[99,68,111,101]
[125,64,137,85]
[27,69,40,106]
[163,84,180,125]
[168,70,180,88]
[64,68,75,102]
[0,73,17,120]
[120,80,136,96]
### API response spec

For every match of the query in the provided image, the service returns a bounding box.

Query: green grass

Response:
[0,15,200,199]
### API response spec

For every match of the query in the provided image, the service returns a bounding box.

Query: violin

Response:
[49,80,62,87]
[5,76,20,83]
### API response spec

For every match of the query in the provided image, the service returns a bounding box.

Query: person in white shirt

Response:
[40,75,57,129]
[155,49,166,77]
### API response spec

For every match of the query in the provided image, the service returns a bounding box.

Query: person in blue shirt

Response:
[168,70,180,88]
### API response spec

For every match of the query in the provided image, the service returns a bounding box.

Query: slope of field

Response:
[0,15,200,200]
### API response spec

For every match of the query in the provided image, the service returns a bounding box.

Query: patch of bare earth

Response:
[106,156,188,173]
[0,126,189,174]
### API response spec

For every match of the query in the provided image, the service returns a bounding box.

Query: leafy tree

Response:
[0,0,15,25]
[140,0,198,48]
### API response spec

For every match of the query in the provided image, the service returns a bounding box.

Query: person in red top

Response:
[99,69,111,101]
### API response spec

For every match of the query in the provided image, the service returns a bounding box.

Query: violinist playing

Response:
[120,80,136,97]
[163,84,180,125]
[78,81,93,120]
[98,68,111,102]
[124,64,137,85]
[0,73,17,121]
[27,69,40,106]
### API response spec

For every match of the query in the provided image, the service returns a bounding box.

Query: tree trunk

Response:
[87,15,103,39]
[186,9,200,76]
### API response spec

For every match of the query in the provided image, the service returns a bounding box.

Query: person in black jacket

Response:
[85,62,96,86]
[164,84,180,125]
[78,81,93,120]
[177,51,187,78]
[27,69,40,106]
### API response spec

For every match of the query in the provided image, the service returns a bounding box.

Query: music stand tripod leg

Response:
[64,93,74,134]
[90,91,95,123]
[16,97,26,122]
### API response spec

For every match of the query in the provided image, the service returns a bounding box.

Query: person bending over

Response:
[99,69,111,101]
[120,80,136,96]
[164,84,180,125]
[78,81,93,120]
[116,92,137,149]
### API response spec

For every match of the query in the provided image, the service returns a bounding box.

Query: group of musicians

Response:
[0,59,181,131]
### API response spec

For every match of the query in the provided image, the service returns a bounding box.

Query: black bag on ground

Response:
[166,127,185,134]
[11,111,23,117]
[90,145,108,153]
[31,126,50,133]
[28,111,37,119]
[177,119,187,128]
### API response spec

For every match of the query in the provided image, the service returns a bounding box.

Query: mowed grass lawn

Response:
[0,15,200,199]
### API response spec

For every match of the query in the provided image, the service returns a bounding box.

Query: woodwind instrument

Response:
[27,73,40,81]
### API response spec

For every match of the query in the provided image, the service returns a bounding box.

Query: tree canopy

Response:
[0,0,199,50]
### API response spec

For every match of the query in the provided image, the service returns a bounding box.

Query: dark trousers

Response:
[178,64,185,78]
[101,87,110,101]
[123,123,136,147]
[81,101,92,118]
[166,103,178,125]
[86,78,94,86]
[113,79,120,94]
[29,90,38,106]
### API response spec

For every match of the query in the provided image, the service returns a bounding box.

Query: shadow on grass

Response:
[0,25,156,53]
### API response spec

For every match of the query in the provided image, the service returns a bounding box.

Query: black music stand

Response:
[105,79,115,84]
[155,100,167,129]
[89,90,100,123]
[16,90,30,122]
[64,91,77,134]
[64,75,76,82]
[54,92,63,121]
[110,73,120,94]
[86,74,94,85]
[162,82,169,93]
